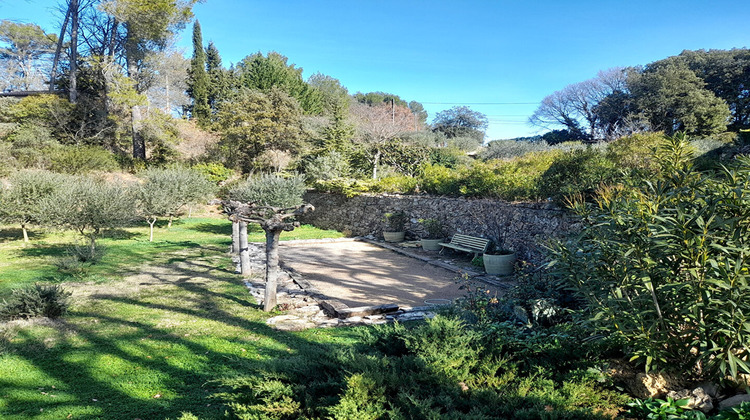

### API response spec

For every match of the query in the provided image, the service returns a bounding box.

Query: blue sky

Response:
[1,0,748,140]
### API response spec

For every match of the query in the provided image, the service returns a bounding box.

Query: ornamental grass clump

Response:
[550,133,750,382]
[0,284,72,320]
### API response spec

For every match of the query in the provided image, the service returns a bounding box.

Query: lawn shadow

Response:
[0,227,45,243]
[190,222,233,236]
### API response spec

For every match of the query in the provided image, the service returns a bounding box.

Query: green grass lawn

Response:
[0,217,343,293]
[0,216,348,419]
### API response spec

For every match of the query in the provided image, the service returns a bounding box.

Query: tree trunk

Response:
[148,218,156,242]
[125,29,146,160]
[231,218,240,254]
[239,221,251,275]
[371,148,381,180]
[21,223,29,243]
[49,4,71,93]
[263,228,282,312]
[167,214,174,228]
[68,0,79,103]
[131,104,146,160]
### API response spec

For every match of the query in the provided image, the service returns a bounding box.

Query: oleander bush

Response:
[550,134,750,381]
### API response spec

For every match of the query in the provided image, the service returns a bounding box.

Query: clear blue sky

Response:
[1,0,748,140]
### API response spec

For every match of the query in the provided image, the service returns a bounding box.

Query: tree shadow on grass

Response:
[189,222,233,236]
[0,227,45,243]
[0,241,621,420]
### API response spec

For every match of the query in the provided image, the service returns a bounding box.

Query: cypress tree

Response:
[187,21,209,125]
[206,41,230,114]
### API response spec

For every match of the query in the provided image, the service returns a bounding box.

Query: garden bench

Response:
[438,234,490,257]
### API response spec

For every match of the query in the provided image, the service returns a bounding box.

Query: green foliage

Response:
[626,398,704,420]
[539,148,620,201]
[419,218,444,239]
[236,51,321,114]
[629,62,731,135]
[0,169,66,234]
[187,21,210,125]
[311,177,377,197]
[0,284,71,321]
[301,151,350,182]
[605,132,664,176]
[41,176,137,251]
[48,145,120,174]
[370,174,418,194]
[432,106,488,141]
[136,167,215,239]
[714,402,750,420]
[550,135,750,381]
[228,174,306,208]
[192,161,234,184]
[218,314,627,420]
[383,211,408,232]
[379,139,431,176]
[216,87,304,173]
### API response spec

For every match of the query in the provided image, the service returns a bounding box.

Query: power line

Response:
[421,102,539,105]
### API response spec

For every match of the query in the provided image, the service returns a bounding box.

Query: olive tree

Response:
[136,167,214,241]
[224,174,312,311]
[0,169,66,242]
[41,176,136,255]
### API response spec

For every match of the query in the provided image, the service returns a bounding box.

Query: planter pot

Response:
[383,231,405,243]
[483,252,516,276]
[421,238,443,251]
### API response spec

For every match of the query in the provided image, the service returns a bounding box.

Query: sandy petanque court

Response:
[278,240,474,308]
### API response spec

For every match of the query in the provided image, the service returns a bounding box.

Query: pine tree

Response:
[187,21,209,125]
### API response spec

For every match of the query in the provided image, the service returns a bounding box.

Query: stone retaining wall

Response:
[300,192,575,264]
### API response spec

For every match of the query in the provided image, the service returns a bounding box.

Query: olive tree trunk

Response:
[263,228,282,312]
[239,221,251,275]
[231,219,240,254]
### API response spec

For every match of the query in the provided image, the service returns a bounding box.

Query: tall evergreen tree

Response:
[205,41,231,115]
[187,20,209,125]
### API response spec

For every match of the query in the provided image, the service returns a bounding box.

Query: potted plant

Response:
[419,218,444,251]
[483,243,515,276]
[382,211,408,242]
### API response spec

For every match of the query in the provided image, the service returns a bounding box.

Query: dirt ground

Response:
[279,240,477,308]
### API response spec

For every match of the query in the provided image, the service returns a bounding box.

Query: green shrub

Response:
[49,145,119,174]
[539,148,620,201]
[419,163,462,196]
[228,174,306,208]
[192,162,235,184]
[550,135,750,380]
[372,174,418,194]
[312,177,376,197]
[626,398,706,420]
[301,151,350,182]
[429,146,470,168]
[606,132,664,176]
[714,401,750,420]
[0,284,72,320]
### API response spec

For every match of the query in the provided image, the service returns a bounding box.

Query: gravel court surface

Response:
[278,240,473,308]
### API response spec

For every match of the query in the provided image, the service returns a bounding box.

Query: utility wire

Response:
[422,102,539,105]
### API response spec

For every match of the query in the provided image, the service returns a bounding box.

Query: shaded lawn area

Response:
[0,217,343,293]
[0,216,349,419]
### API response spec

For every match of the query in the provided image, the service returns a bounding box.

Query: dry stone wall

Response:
[300,192,575,264]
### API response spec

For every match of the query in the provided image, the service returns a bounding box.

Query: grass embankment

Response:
[0,217,346,419]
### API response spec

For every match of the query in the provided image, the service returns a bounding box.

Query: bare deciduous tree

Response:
[351,102,415,179]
